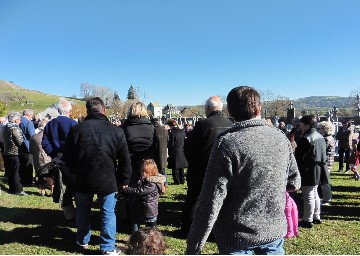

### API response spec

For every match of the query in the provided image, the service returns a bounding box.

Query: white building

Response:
[147,101,163,118]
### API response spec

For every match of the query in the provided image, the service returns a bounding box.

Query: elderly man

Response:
[64,97,132,255]
[181,95,233,237]
[3,112,28,195]
[19,109,36,185]
[186,86,301,255]
[42,98,77,220]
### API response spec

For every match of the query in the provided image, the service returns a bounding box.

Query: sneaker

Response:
[76,241,89,250]
[15,191,28,196]
[313,219,322,224]
[322,201,331,206]
[344,170,351,174]
[299,220,313,228]
[101,247,122,255]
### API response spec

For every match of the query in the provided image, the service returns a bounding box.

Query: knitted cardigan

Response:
[185,119,301,254]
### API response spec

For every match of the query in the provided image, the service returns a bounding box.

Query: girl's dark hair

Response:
[125,227,167,255]
[226,86,261,122]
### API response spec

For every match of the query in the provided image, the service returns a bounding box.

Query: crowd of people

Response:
[0,85,356,255]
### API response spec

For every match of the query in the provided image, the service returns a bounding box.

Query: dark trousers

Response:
[338,147,350,171]
[172,168,185,184]
[19,153,34,185]
[181,183,202,236]
[4,155,24,194]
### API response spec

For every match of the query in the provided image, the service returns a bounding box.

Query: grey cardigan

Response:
[186,119,301,254]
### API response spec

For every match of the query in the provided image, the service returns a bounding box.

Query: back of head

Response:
[126,227,167,255]
[23,109,34,117]
[127,101,149,119]
[141,159,158,176]
[226,86,261,122]
[166,119,177,127]
[319,121,335,135]
[38,119,49,130]
[8,112,22,123]
[58,98,72,115]
[300,114,317,128]
[151,118,159,126]
[205,96,223,116]
[86,97,105,114]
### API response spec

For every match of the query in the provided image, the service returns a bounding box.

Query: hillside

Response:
[0,80,83,113]
[0,79,356,114]
[293,96,354,110]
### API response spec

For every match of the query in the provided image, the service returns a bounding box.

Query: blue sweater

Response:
[42,116,77,158]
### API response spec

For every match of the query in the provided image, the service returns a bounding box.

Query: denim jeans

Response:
[218,238,284,255]
[301,185,321,222]
[75,192,117,251]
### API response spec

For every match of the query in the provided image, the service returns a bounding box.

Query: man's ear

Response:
[256,105,262,117]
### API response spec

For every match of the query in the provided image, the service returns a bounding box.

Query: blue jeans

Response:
[218,238,284,255]
[75,192,117,252]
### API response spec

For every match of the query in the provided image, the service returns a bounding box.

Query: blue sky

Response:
[1,0,360,106]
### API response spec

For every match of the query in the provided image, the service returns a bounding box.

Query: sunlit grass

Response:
[1,162,360,254]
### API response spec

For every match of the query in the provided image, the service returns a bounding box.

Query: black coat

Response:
[64,113,132,194]
[184,111,233,189]
[295,127,327,186]
[154,125,168,172]
[121,118,156,184]
[168,127,187,169]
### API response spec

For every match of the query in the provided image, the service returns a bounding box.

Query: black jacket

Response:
[184,111,233,188]
[121,117,156,184]
[122,175,164,223]
[295,127,327,186]
[154,125,168,171]
[168,126,187,169]
[64,113,132,193]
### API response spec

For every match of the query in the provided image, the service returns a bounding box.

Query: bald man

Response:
[181,96,233,237]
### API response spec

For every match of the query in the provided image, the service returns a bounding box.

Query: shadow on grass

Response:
[0,206,79,253]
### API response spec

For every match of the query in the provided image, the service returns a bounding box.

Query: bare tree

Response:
[80,82,92,99]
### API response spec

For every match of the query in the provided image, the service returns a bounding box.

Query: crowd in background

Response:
[0,85,358,255]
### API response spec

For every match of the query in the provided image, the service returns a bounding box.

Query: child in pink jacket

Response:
[284,192,299,238]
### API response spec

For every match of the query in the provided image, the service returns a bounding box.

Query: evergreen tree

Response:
[127,85,136,100]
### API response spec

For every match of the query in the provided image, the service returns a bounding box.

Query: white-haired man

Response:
[19,109,36,185]
[181,95,233,237]
[42,98,77,220]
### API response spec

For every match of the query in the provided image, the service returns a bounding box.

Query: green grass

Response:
[0,80,84,113]
[0,162,360,254]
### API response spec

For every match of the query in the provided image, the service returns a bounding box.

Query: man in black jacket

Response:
[64,97,132,255]
[180,96,233,237]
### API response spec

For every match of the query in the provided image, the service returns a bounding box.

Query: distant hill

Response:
[292,96,355,113]
[0,80,83,113]
[0,79,356,113]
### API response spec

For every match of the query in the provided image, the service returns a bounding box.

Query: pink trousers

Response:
[284,192,299,238]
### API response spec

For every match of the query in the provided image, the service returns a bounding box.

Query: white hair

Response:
[205,96,223,112]
[8,112,22,123]
[58,98,72,115]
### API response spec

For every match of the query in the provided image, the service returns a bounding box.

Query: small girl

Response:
[125,227,167,255]
[284,192,299,238]
[348,139,360,180]
[121,159,166,232]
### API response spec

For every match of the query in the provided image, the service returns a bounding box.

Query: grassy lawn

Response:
[0,162,359,255]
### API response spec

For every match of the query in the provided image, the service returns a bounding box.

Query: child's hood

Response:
[146,174,166,184]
